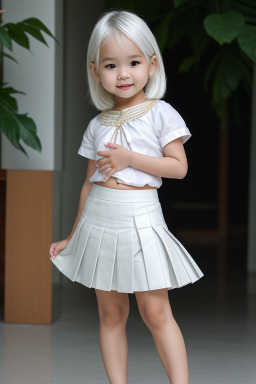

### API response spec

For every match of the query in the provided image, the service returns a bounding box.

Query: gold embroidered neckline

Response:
[97,98,159,127]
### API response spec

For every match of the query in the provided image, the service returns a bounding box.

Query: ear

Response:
[148,54,157,77]
[90,62,101,83]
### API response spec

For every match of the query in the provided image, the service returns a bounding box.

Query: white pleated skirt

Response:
[51,183,204,293]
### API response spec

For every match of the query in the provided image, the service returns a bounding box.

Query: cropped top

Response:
[78,99,192,189]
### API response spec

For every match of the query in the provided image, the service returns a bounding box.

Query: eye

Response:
[131,61,140,66]
[105,64,116,69]
[105,61,140,69]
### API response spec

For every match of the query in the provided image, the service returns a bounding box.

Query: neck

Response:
[112,90,147,111]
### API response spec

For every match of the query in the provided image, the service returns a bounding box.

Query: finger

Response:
[51,249,56,258]
[49,243,55,252]
[99,162,112,172]
[103,168,116,182]
[97,158,109,168]
[96,158,107,166]
[97,151,110,157]
[105,143,120,149]
[49,244,55,257]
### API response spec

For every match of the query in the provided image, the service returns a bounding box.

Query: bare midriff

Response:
[94,177,157,190]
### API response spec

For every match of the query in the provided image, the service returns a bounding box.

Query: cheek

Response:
[135,67,149,81]
[101,72,115,87]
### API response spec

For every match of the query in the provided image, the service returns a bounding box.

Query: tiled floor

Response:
[1,239,256,384]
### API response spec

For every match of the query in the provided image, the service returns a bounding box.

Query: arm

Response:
[129,137,188,179]
[66,159,97,240]
[97,138,188,181]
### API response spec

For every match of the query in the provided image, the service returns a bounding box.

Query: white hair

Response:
[86,10,167,111]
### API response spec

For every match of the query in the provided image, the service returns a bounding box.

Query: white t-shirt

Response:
[78,99,191,189]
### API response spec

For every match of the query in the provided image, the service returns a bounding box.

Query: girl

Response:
[49,9,204,384]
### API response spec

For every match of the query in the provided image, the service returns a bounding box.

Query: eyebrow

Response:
[101,54,143,63]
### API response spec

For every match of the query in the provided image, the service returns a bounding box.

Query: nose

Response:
[117,67,130,80]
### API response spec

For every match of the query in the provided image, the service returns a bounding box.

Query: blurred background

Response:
[0,1,255,383]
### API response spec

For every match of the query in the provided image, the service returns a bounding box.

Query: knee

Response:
[99,304,129,328]
[141,305,172,330]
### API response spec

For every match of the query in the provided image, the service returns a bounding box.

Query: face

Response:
[90,33,157,106]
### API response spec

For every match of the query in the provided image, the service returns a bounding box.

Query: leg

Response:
[95,288,130,384]
[135,288,189,384]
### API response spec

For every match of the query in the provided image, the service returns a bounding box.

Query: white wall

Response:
[1,0,62,170]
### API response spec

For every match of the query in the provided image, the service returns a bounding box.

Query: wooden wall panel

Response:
[4,170,53,324]
[0,170,6,320]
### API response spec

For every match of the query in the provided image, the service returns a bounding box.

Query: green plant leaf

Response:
[0,112,27,155]
[203,51,220,93]
[4,22,30,49]
[0,107,41,155]
[236,47,253,93]
[165,9,192,50]
[212,45,242,103]
[232,0,256,18]
[178,56,198,73]
[0,26,13,50]
[237,25,256,64]
[2,52,19,64]
[210,99,226,120]
[203,11,245,45]
[18,22,48,46]
[18,113,42,150]
[0,85,26,111]
[153,11,174,52]
[0,85,25,97]
[166,17,187,50]
[0,93,18,112]
[0,86,41,155]
[188,16,210,57]
[173,0,191,8]
[22,17,58,43]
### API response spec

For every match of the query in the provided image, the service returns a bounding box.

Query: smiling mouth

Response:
[117,84,133,89]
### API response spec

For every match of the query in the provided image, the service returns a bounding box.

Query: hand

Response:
[49,238,70,260]
[96,142,132,182]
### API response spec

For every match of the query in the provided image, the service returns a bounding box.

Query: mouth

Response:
[117,84,133,90]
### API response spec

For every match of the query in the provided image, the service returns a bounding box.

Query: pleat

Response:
[152,225,202,286]
[133,203,168,290]
[133,201,204,290]
[61,198,101,281]
[147,226,179,288]
[156,198,203,282]
[111,203,134,293]
[115,227,134,292]
[132,227,150,291]
[90,202,119,291]
[51,196,94,278]
[164,226,203,279]
[73,198,110,286]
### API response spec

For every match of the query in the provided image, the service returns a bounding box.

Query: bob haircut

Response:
[86,10,167,111]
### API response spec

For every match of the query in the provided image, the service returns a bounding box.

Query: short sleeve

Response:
[153,100,191,148]
[78,117,96,160]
